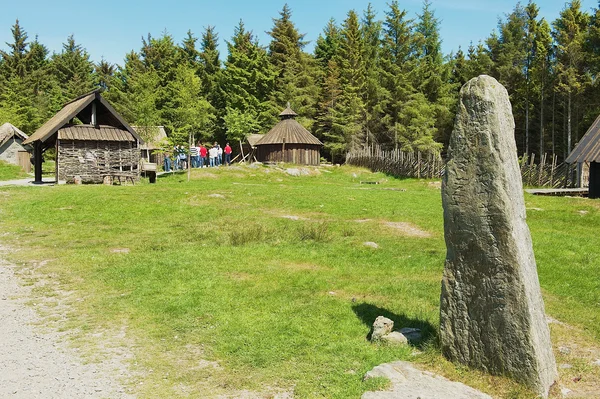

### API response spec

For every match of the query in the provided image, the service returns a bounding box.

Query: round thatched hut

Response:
[255,104,322,165]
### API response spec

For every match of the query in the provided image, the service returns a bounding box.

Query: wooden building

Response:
[0,122,30,171]
[566,115,600,198]
[23,90,143,184]
[255,104,322,165]
[135,126,168,165]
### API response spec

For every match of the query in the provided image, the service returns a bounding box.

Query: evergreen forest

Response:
[1,0,599,162]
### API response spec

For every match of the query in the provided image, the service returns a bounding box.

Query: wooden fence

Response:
[346,147,578,188]
[345,147,445,179]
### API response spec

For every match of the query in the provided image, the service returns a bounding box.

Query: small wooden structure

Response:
[134,125,168,165]
[23,90,143,184]
[255,104,322,165]
[566,114,600,198]
[0,122,30,171]
[237,134,264,163]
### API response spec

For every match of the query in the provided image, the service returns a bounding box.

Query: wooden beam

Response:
[33,141,43,183]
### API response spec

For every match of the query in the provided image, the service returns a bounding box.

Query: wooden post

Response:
[33,141,43,184]
[187,132,191,182]
[282,138,286,163]
[55,137,59,183]
[239,139,246,163]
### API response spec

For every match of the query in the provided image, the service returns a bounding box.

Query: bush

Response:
[296,222,329,242]
[229,224,266,246]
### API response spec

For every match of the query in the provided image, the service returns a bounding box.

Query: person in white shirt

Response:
[209,145,218,167]
[217,144,223,166]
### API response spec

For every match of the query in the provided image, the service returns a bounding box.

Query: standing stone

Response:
[440,75,557,397]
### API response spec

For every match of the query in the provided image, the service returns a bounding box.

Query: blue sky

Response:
[0,0,597,66]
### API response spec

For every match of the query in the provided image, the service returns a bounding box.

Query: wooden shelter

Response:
[255,104,322,165]
[566,115,600,198]
[134,126,168,164]
[0,122,30,171]
[23,90,143,184]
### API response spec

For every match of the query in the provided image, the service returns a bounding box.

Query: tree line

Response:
[1,0,599,162]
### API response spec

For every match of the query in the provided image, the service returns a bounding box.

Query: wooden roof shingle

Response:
[566,114,600,163]
[23,90,142,145]
[58,125,135,142]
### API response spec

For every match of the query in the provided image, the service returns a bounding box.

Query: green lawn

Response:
[0,160,28,180]
[0,165,598,398]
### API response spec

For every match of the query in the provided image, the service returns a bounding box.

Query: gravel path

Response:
[0,253,134,399]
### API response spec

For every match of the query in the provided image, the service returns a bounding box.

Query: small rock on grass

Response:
[371,316,394,341]
[561,387,572,397]
[362,361,492,399]
[363,242,379,249]
[381,332,408,345]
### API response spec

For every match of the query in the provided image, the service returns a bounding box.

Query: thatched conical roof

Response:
[279,103,298,118]
[257,105,322,146]
[0,123,28,147]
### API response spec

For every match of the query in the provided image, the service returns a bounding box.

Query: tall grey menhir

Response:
[440,75,557,397]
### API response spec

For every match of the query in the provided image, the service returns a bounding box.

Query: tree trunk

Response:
[567,91,572,158]
[525,96,530,155]
[539,77,544,157]
[552,91,556,157]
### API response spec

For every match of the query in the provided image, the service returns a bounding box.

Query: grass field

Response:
[0,164,598,398]
[0,160,28,180]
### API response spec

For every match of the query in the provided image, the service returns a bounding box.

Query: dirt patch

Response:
[428,181,442,189]
[550,319,600,398]
[225,272,253,281]
[354,219,373,223]
[280,215,307,221]
[196,172,219,179]
[383,221,432,238]
[278,262,323,272]
[0,245,136,398]
[110,248,130,254]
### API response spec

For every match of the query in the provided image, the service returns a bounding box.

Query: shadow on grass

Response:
[351,302,438,350]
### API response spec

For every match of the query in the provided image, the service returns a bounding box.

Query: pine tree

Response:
[95,59,115,91]
[267,4,318,130]
[221,20,277,138]
[553,0,590,156]
[336,10,367,150]
[199,26,221,98]
[179,30,201,68]
[314,18,344,159]
[531,18,553,156]
[314,19,341,70]
[0,20,29,78]
[413,0,451,150]
[361,4,388,146]
[380,0,416,148]
[51,35,95,102]
[167,64,214,145]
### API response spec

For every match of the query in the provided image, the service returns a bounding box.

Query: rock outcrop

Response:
[440,75,557,397]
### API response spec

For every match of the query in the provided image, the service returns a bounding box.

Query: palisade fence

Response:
[345,146,578,188]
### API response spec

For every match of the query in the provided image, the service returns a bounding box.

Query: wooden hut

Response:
[255,104,322,165]
[23,90,143,184]
[0,122,30,171]
[134,126,168,165]
[566,115,600,198]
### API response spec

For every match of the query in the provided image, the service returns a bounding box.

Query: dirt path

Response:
[0,253,134,399]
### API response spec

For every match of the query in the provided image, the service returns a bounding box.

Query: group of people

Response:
[163,142,232,172]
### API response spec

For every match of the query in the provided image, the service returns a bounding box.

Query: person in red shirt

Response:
[224,143,232,165]
[199,144,208,168]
